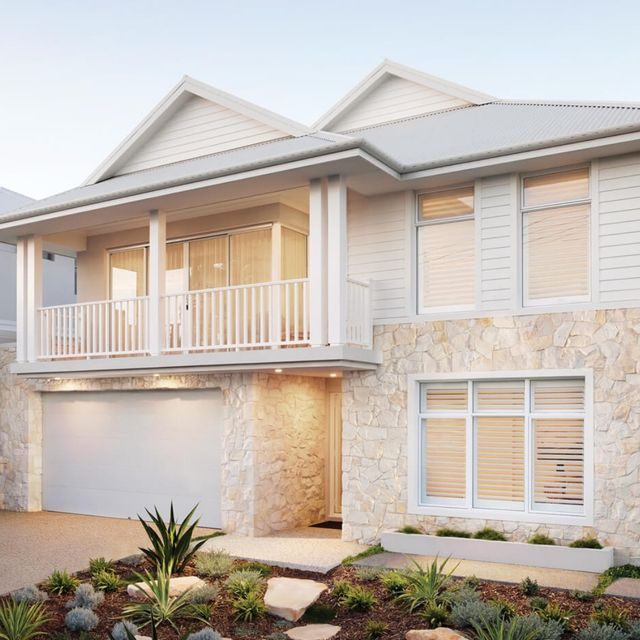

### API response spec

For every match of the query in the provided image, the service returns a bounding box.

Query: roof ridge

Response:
[495,98,640,110]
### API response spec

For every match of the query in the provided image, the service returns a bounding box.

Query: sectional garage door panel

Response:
[42,390,222,528]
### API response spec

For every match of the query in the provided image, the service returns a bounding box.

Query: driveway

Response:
[0,511,182,594]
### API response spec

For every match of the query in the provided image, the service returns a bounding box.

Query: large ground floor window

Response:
[409,372,593,525]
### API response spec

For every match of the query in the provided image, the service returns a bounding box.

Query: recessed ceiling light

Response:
[153,374,160,378]
[274,368,283,373]
[329,373,338,378]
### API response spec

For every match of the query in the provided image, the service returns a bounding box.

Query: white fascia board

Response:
[83,76,311,186]
[314,59,495,131]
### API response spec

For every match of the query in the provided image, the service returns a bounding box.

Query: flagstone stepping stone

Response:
[285,624,341,640]
[264,577,328,621]
[406,629,468,639]
[604,577,640,598]
[127,575,206,599]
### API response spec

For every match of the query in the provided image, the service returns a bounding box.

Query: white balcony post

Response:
[15,237,28,362]
[327,175,348,346]
[148,209,166,356]
[25,235,43,362]
[270,222,282,347]
[309,178,328,347]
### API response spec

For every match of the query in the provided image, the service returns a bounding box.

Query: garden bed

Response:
[381,532,615,573]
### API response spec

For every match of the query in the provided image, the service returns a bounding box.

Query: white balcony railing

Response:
[38,296,149,359]
[346,278,372,348]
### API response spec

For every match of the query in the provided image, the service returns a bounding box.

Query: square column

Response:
[16,235,43,363]
[327,175,348,346]
[148,210,166,356]
[309,178,328,347]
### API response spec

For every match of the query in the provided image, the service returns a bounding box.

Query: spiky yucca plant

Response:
[0,600,49,640]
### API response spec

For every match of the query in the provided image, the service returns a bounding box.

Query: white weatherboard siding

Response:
[331,76,469,131]
[116,96,289,175]
[479,175,515,311]
[42,390,223,527]
[598,153,640,303]
[348,191,408,321]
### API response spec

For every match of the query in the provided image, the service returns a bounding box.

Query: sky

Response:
[2,0,640,199]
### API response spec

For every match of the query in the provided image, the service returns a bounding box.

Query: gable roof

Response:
[314,59,495,131]
[0,187,34,215]
[84,76,311,185]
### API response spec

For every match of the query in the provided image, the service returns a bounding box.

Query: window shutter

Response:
[532,379,585,411]
[422,382,468,411]
[423,418,466,501]
[475,416,525,506]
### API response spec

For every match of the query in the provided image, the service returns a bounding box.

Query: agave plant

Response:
[471,618,540,640]
[138,503,214,574]
[0,600,49,640]
[396,557,458,612]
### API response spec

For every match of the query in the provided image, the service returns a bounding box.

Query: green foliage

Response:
[591,606,629,630]
[446,585,481,606]
[397,525,423,534]
[528,597,548,612]
[88,557,115,575]
[0,601,49,640]
[187,630,223,640]
[231,591,266,622]
[182,603,212,622]
[520,577,540,597]
[187,584,220,604]
[595,563,640,594]
[569,536,603,549]
[420,602,450,628]
[462,575,481,589]
[570,590,595,602]
[9,586,47,605]
[65,583,104,610]
[341,543,384,566]
[511,614,563,640]
[576,622,628,640]
[396,557,457,612]
[44,570,79,595]
[237,561,273,577]
[379,570,410,596]
[330,580,351,599]
[123,569,202,631]
[110,620,139,640]
[473,528,507,541]
[64,607,99,632]
[471,617,541,640]
[527,534,555,546]
[490,598,517,621]
[436,527,471,538]
[195,550,234,578]
[450,600,501,629]
[138,503,213,574]
[92,569,123,592]
[302,603,337,624]
[354,566,383,582]
[224,570,265,598]
[364,620,388,640]
[339,585,377,612]
[537,603,574,630]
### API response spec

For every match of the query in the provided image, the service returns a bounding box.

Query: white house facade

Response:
[2,62,640,562]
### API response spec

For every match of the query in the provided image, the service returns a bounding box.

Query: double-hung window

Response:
[522,167,591,306]
[416,376,588,521]
[417,186,475,312]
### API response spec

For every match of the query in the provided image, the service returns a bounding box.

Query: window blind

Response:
[422,382,468,411]
[419,186,474,221]
[423,417,466,500]
[523,168,589,208]
[475,381,525,411]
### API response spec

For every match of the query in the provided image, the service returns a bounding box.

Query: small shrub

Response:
[537,603,574,630]
[528,534,556,546]
[473,616,561,640]
[0,600,49,640]
[473,528,507,541]
[450,600,501,629]
[182,603,213,622]
[569,536,603,549]
[576,622,628,640]
[446,585,481,606]
[436,527,471,538]
[339,585,377,612]
[591,606,629,630]
[302,603,336,624]
[92,569,123,592]
[195,550,234,578]
[529,596,549,611]
[570,590,595,602]
[232,591,266,622]
[188,584,220,604]
[10,585,48,604]
[511,614,563,640]
[379,570,410,596]
[187,629,223,640]
[628,620,640,640]
[355,566,383,582]
[396,557,456,611]
[45,569,80,595]
[364,620,388,640]
[595,564,640,594]
[89,557,114,575]
[65,607,99,632]
[520,577,539,597]
[224,570,265,598]
[238,561,273,577]
[341,543,384,566]
[398,525,423,534]
[331,580,351,599]
[66,583,104,610]
[110,620,139,640]
[462,575,481,589]
[421,602,449,628]
[490,598,517,621]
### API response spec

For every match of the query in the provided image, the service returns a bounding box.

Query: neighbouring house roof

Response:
[0,187,34,215]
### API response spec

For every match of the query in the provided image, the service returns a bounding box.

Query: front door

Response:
[327,380,342,519]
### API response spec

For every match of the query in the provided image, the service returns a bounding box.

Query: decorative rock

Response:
[264,577,328,622]
[406,629,468,640]
[285,625,341,640]
[127,575,206,599]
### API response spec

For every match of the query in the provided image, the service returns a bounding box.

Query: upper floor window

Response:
[417,186,475,312]
[522,168,590,306]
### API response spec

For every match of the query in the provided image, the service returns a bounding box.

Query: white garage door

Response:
[43,390,222,528]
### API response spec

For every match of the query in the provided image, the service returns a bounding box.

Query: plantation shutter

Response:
[423,418,467,502]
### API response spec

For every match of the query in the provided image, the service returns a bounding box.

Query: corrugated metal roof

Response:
[0,187,34,215]
[4,101,640,223]
[354,101,640,170]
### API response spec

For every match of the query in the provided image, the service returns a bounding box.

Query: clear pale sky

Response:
[2,0,640,199]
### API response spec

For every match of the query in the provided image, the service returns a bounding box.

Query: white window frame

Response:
[415,185,476,314]
[520,165,592,307]
[407,369,594,526]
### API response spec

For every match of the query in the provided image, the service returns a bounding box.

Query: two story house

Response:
[2,61,640,562]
